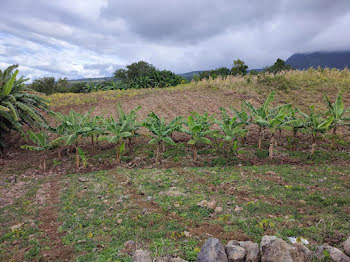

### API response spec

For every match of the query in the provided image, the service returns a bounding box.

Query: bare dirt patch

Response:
[38,174,74,261]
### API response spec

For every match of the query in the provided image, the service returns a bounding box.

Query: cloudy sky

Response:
[0,0,349,81]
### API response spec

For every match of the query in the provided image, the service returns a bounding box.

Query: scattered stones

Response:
[184,231,191,238]
[215,207,223,213]
[124,240,136,254]
[197,238,228,262]
[77,239,87,244]
[190,236,349,262]
[78,177,88,182]
[238,241,260,262]
[234,206,243,212]
[160,187,186,197]
[315,245,350,262]
[10,223,24,231]
[225,241,246,262]
[260,235,311,262]
[133,249,152,262]
[344,236,350,256]
[170,257,188,262]
[12,240,19,245]
[197,200,217,210]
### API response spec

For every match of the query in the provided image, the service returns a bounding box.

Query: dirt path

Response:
[38,174,73,261]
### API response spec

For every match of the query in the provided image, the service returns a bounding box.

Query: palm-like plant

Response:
[323,92,350,134]
[254,104,291,158]
[300,106,334,154]
[230,104,250,143]
[51,109,94,168]
[21,130,54,171]
[102,116,132,163]
[143,112,182,163]
[242,91,276,149]
[116,104,141,148]
[0,65,48,151]
[182,112,216,162]
[216,107,247,154]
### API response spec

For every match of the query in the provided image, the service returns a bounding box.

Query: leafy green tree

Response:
[143,113,182,163]
[323,92,350,134]
[0,65,48,152]
[216,107,247,154]
[51,109,95,168]
[182,112,216,162]
[265,58,293,75]
[231,59,248,76]
[21,130,54,171]
[30,77,56,94]
[115,61,156,82]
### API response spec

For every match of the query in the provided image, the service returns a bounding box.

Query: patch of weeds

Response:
[255,149,269,159]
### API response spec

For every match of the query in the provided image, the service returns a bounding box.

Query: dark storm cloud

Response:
[0,0,349,79]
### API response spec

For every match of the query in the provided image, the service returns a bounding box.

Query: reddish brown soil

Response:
[38,174,74,261]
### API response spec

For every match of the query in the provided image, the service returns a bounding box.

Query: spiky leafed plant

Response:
[21,130,54,171]
[181,112,216,162]
[86,115,105,153]
[216,107,247,155]
[0,65,48,152]
[242,91,276,149]
[254,104,291,159]
[300,106,334,154]
[51,109,94,168]
[230,104,250,143]
[116,104,141,148]
[323,92,350,135]
[143,112,182,163]
[102,116,132,164]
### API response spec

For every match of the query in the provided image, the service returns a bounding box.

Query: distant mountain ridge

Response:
[285,51,350,70]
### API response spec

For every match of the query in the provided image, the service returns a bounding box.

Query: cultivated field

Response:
[1,70,350,261]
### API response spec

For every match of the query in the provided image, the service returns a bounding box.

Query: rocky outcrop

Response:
[197,238,228,262]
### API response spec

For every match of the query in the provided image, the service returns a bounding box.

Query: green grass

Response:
[50,165,350,261]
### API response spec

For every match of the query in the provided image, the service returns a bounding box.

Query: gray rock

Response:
[124,240,136,253]
[344,236,350,256]
[238,241,260,262]
[260,235,311,262]
[197,238,228,262]
[133,249,152,262]
[170,258,188,262]
[225,240,246,262]
[315,245,350,262]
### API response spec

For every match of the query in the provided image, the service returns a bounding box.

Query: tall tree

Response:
[231,59,248,76]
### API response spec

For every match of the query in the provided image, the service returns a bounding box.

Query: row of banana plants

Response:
[21,91,350,171]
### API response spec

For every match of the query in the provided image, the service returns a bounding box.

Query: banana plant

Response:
[254,104,291,158]
[102,116,132,164]
[116,104,141,148]
[216,107,247,154]
[242,91,275,149]
[21,130,54,171]
[51,109,94,168]
[230,104,250,143]
[181,112,216,162]
[0,65,48,151]
[142,112,182,163]
[87,115,106,153]
[323,92,350,134]
[300,106,334,154]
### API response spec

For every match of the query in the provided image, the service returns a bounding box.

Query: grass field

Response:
[1,69,350,261]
